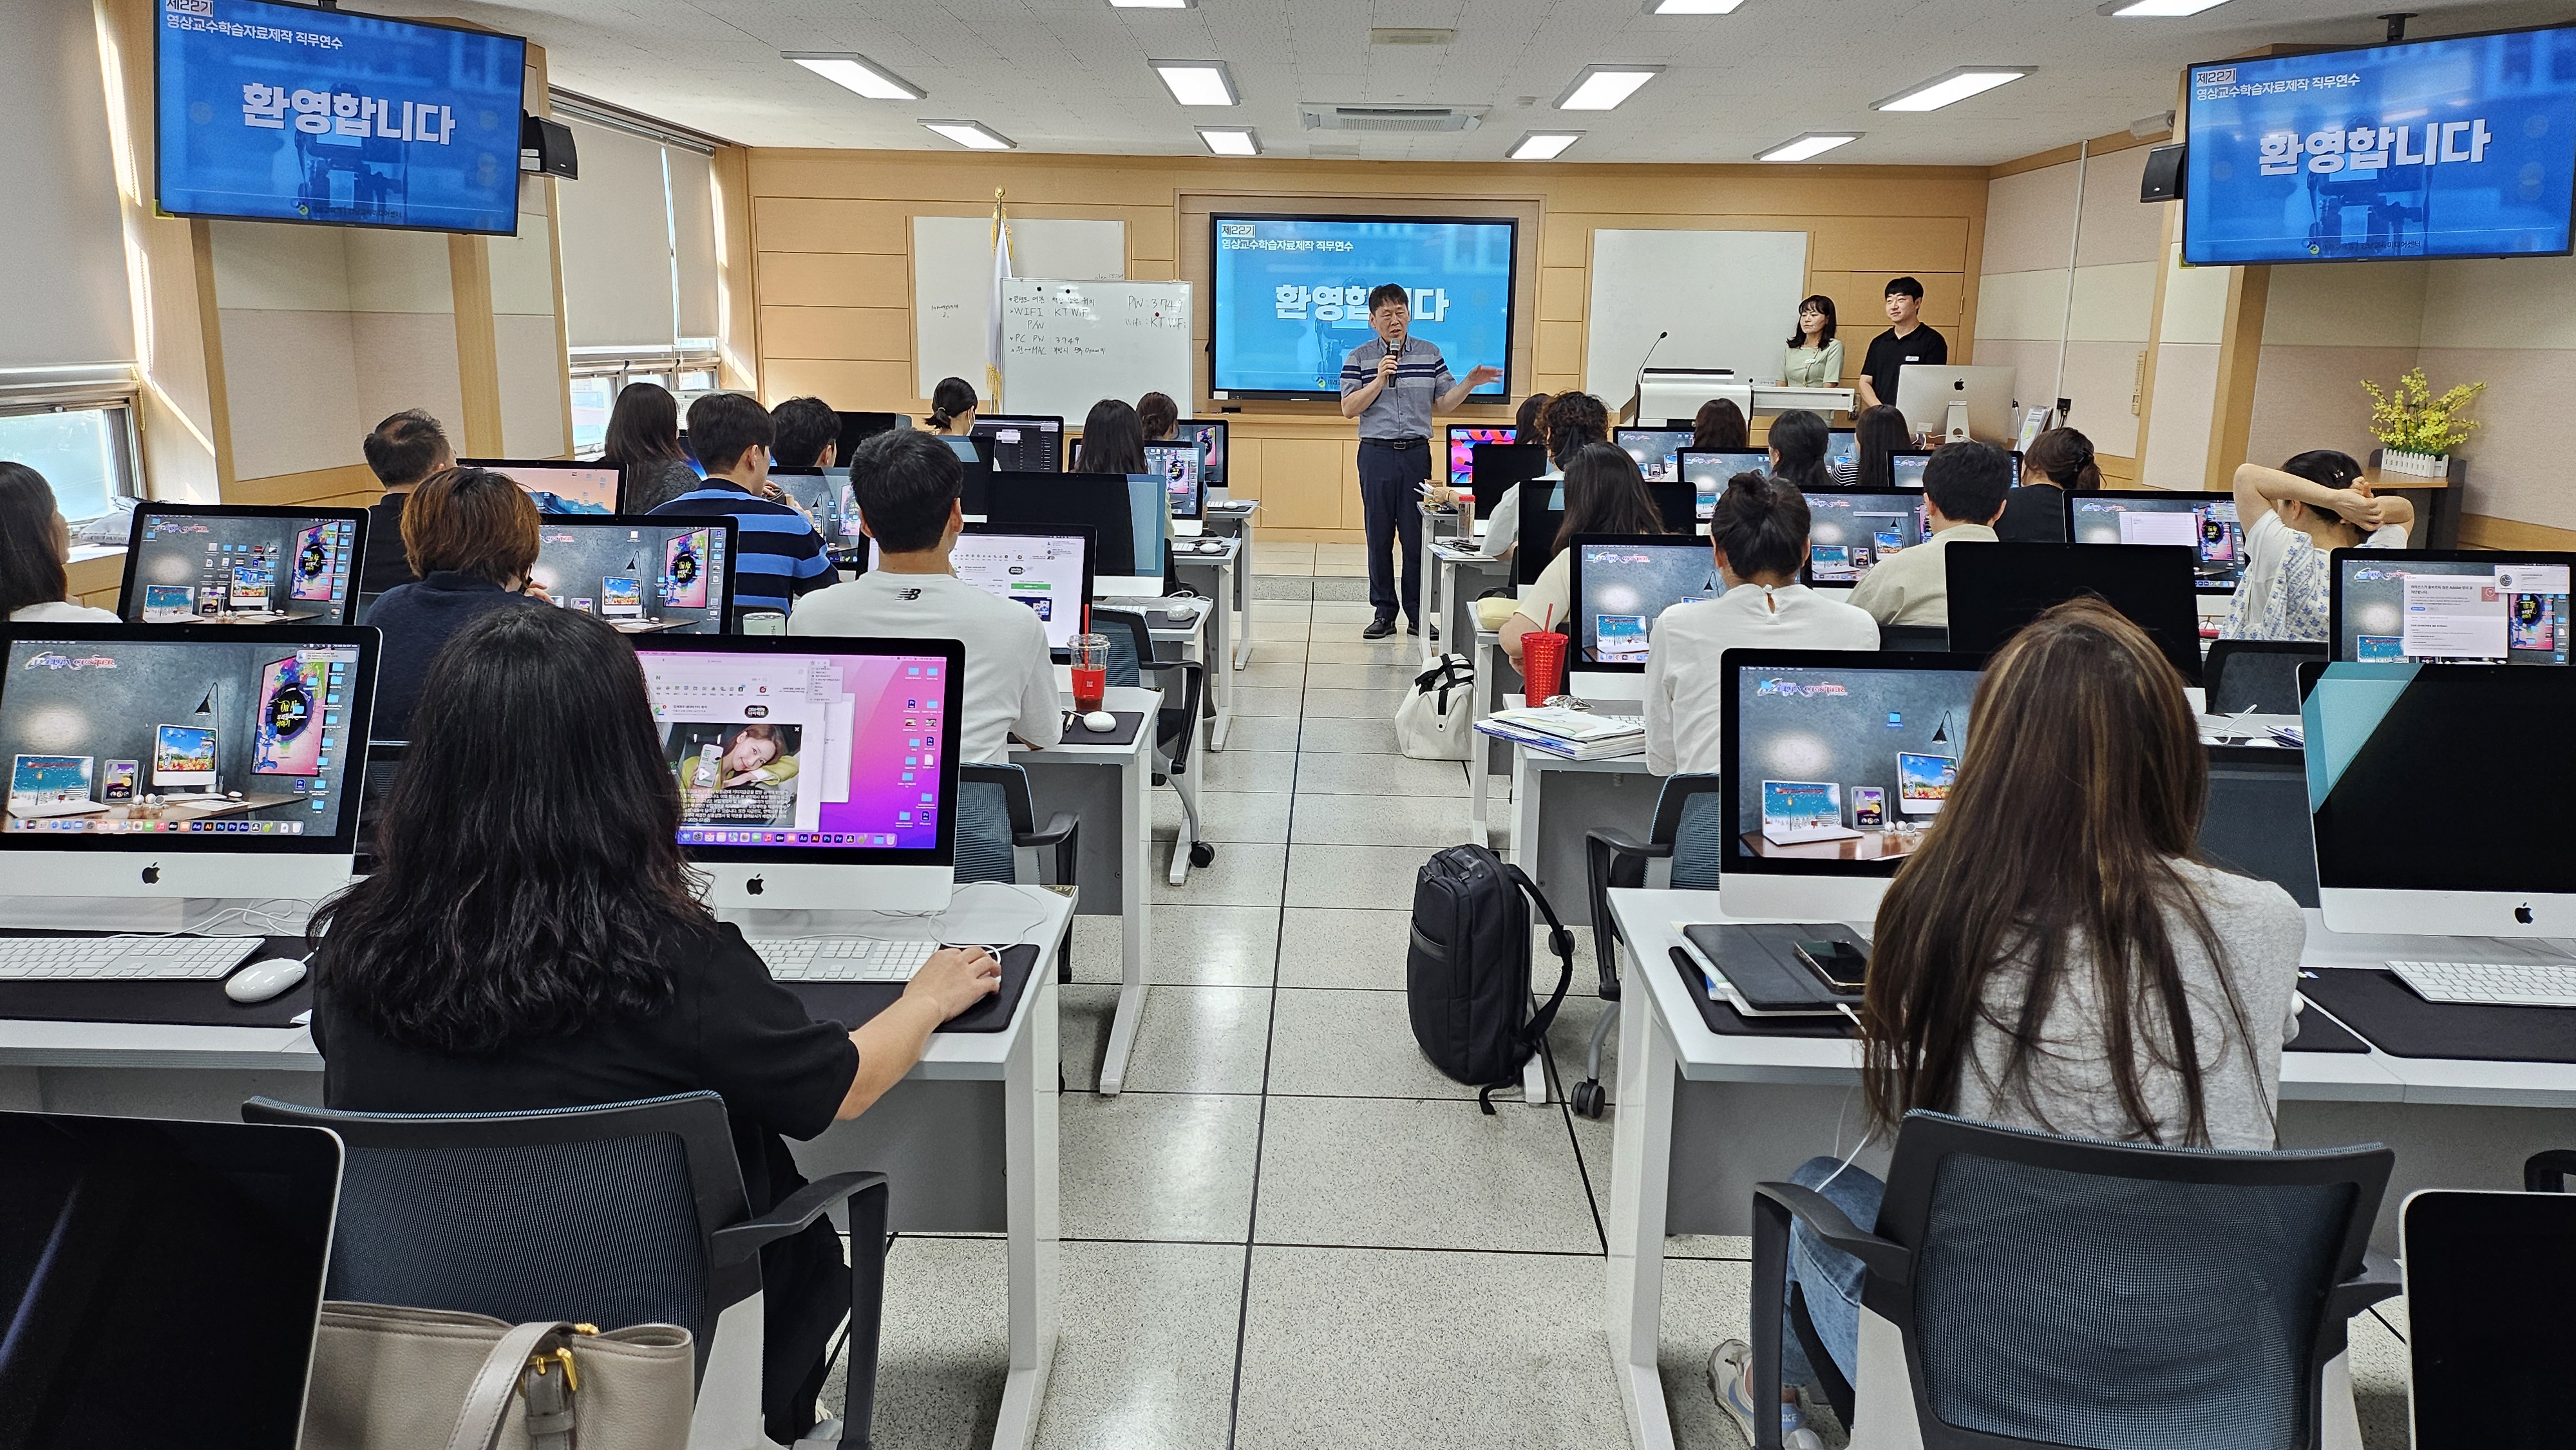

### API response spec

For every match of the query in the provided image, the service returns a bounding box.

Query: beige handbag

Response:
[302,1302,694,1450]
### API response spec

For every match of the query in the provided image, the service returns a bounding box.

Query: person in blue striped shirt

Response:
[646,393,836,618]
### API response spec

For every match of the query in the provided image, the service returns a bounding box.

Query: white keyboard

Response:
[2390,959,2576,1009]
[0,935,263,980]
[748,938,940,983]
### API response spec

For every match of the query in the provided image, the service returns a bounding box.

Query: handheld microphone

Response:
[1633,330,1669,420]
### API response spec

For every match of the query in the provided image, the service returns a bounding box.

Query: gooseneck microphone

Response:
[1632,330,1669,422]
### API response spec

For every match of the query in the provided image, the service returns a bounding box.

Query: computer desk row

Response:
[1599,885,2576,1450]
[0,883,1079,1450]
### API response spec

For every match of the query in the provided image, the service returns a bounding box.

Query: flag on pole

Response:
[985,189,1013,408]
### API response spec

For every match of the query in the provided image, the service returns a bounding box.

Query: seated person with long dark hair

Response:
[1831,402,1911,488]
[311,605,1001,1445]
[1705,599,2305,1450]
[0,464,120,623]
[363,467,549,740]
[1994,426,2099,543]
[1691,397,1749,453]
[1500,442,1667,666]
[1480,391,1608,569]
[1074,398,1147,475]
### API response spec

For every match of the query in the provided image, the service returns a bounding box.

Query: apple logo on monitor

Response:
[141,863,161,885]
[2517,903,2535,925]
[746,875,765,897]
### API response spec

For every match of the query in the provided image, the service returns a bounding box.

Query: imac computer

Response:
[1175,420,1229,490]
[971,415,1064,473]
[2070,490,2244,614]
[0,624,379,899]
[1945,541,2203,684]
[2302,661,2576,937]
[1718,649,1985,919]
[1445,424,1516,491]
[1892,364,2016,444]
[1470,445,1547,548]
[1800,489,1934,590]
[2329,549,2576,666]
[983,473,1142,581]
[1826,429,1857,471]
[634,634,963,913]
[832,411,902,467]
[120,504,366,626]
[1144,440,1206,523]
[767,467,860,548]
[1678,449,1771,522]
[1566,534,1723,700]
[1614,427,1693,484]
[529,516,735,634]
[1888,450,1932,490]
[460,458,627,516]
[869,525,1096,652]
[1513,480,1696,585]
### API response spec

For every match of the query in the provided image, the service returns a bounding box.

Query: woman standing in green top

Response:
[1780,295,1843,386]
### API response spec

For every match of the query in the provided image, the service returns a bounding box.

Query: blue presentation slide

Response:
[2183,26,2576,264]
[156,0,526,234]
[1211,216,1515,398]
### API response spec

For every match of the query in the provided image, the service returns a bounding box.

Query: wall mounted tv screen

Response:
[156,0,528,236]
[2182,24,2576,265]
[1209,214,1516,401]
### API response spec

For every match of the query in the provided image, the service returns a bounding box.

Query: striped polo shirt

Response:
[646,479,836,616]
[1340,336,1455,441]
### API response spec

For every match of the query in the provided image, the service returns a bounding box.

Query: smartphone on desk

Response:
[1794,938,1868,997]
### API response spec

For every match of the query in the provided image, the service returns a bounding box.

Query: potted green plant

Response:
[2362,367,2485,478]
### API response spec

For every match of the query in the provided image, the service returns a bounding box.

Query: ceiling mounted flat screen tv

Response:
[156,0,528,236]
[2182,24,2576,265]
[1209,214,1517,401]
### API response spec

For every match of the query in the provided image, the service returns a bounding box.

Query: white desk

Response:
[1468,640,1510,835]
[1599,887,2576,1450]
[1018,683,1160,1095]
[1204,500,1257,672]
[1417,504,1473,663]
[1428,538,1510,675]
[1166,539,1241,751]
[0,886,1075,1450]
[1507,743,1656,930]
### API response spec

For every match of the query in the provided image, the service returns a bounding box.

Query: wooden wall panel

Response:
[757,252,909,309]
[760,306,910,362]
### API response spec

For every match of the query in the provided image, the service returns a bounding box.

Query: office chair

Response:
[243,1092,890,1450]
[2524,1149,2576,1192]
[1575,773,1727,1118]
[958,761,1080,982]
[1749,1112,2396,1450]
[1875,623,1949,653]
[1092,607,1211,885]
[2204,639,2327,715]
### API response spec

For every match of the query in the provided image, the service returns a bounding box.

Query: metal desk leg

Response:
[1605,986,1680,1450]
[1097,746,1152,1096]
[1418,514,1441,664]
[992,968,1062,1450]
[1233,525,1255,670]
[1470,634,1495,836]
[1510,749,1540,871]
[1167,740,1204,887]
[1208,562,1233,751]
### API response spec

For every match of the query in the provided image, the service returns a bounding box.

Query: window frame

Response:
[0,375,146,524]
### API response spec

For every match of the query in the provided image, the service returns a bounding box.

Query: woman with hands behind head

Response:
[2222,449,2414,642]
[308,603,999,1445]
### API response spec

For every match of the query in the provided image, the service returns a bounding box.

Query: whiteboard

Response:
[1583,230,1811,405]
[999,279,1193,424]
[913,216,1124,399]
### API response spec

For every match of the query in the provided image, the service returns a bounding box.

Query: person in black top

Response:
[361,467,550,739]
[768,395,840,470]
[309,603,1000,1445]
[1996,426,2099,543]
[1856,276,1949,416]
[356,409,453,600]
[603,382,703,514]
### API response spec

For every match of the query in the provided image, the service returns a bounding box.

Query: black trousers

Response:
[1358,440,1430,624]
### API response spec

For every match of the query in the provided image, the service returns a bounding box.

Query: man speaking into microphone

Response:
[1339,283,1502,639]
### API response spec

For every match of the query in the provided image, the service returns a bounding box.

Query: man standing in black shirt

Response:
[1856,276,1949,418]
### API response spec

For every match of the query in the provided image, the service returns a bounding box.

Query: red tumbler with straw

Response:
[1520,607,1568,706]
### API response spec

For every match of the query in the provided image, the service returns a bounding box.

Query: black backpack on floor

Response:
[1406,844,1576,1113]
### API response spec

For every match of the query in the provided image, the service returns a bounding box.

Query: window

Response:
[569,375,614,457]
[566,361,710,459]
[0,402,138,523]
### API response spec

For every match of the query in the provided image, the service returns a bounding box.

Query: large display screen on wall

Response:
[2182,24,2576,265]
[1209,214,1516,400]
[156,0,527,235]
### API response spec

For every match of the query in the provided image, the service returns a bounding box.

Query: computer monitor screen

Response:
[1678,449,1772,522]
[1802,489,1933,588]
[1719,650,1985,919]
[1827,430,1857,470]
[527,516,734,634]
[461,458,625,516]
[1175,420,1229,487]
[1122,475,1169,579]
[972,415,1063,473]
[2403,1189,2576,1450]
[833,411,902,467]
[983,473,1139,578]
[1615,428,1693,484]
[1569,535,1722,668]
[0,626,376,864]
[2330,549,2576,665]
[955,526,1094,651]
[2303,661,2576,936]
[2070,491,2246,594]
[1945,541,2202,683]
[767,468,858,547]
[1470,442,1546,507]
[121,504,365,625]
[940,436,982,464]
[1889,451,1931,490]
[1446,425,1517,491]
[1144,440,1206,521]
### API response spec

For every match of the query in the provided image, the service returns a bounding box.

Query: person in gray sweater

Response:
[1709,596,2306,1450]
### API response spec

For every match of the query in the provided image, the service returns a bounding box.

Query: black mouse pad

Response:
[2297,967,2576,1062]
[1058,710,1146,747]
[0,932,315,1027]
[790,942,1040,1035]
[2284,1004,2368,1054]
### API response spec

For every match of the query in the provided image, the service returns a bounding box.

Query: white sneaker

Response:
[791,1419,844,1449]
[1705,1339,1823,1447]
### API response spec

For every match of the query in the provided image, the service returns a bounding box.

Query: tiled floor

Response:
[838,550,2419,1449]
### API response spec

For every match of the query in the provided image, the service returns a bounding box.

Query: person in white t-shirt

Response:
[2221,451,2414,643]
[1645,473,1880,777]
[1,464,120,624]
[790,430,1058,764]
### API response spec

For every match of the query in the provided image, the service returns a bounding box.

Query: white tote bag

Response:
[1396,654,1477,761]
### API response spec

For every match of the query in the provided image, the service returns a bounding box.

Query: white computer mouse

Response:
[223,957,308,1004]
[1166,599,1204,619]
[1081,710,1119,733]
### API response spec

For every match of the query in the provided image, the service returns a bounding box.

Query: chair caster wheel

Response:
[1571,1079,1606,1118]
[1189,842,1216,868]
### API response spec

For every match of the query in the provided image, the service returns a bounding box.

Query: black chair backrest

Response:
[2206,640,2326,716]
[1878,623,1949,653]
[956,761,1034,885]
[2202,749,2320,907]
[1649,773,1728,890]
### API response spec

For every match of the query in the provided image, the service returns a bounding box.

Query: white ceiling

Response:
[385,0,2571,165]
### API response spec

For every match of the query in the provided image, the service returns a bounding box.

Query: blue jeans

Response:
[1781,1154,1887,1393]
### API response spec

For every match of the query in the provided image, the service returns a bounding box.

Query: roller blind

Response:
[2,0,133,370]
[556,118,677,350]
[667,147,718,342]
